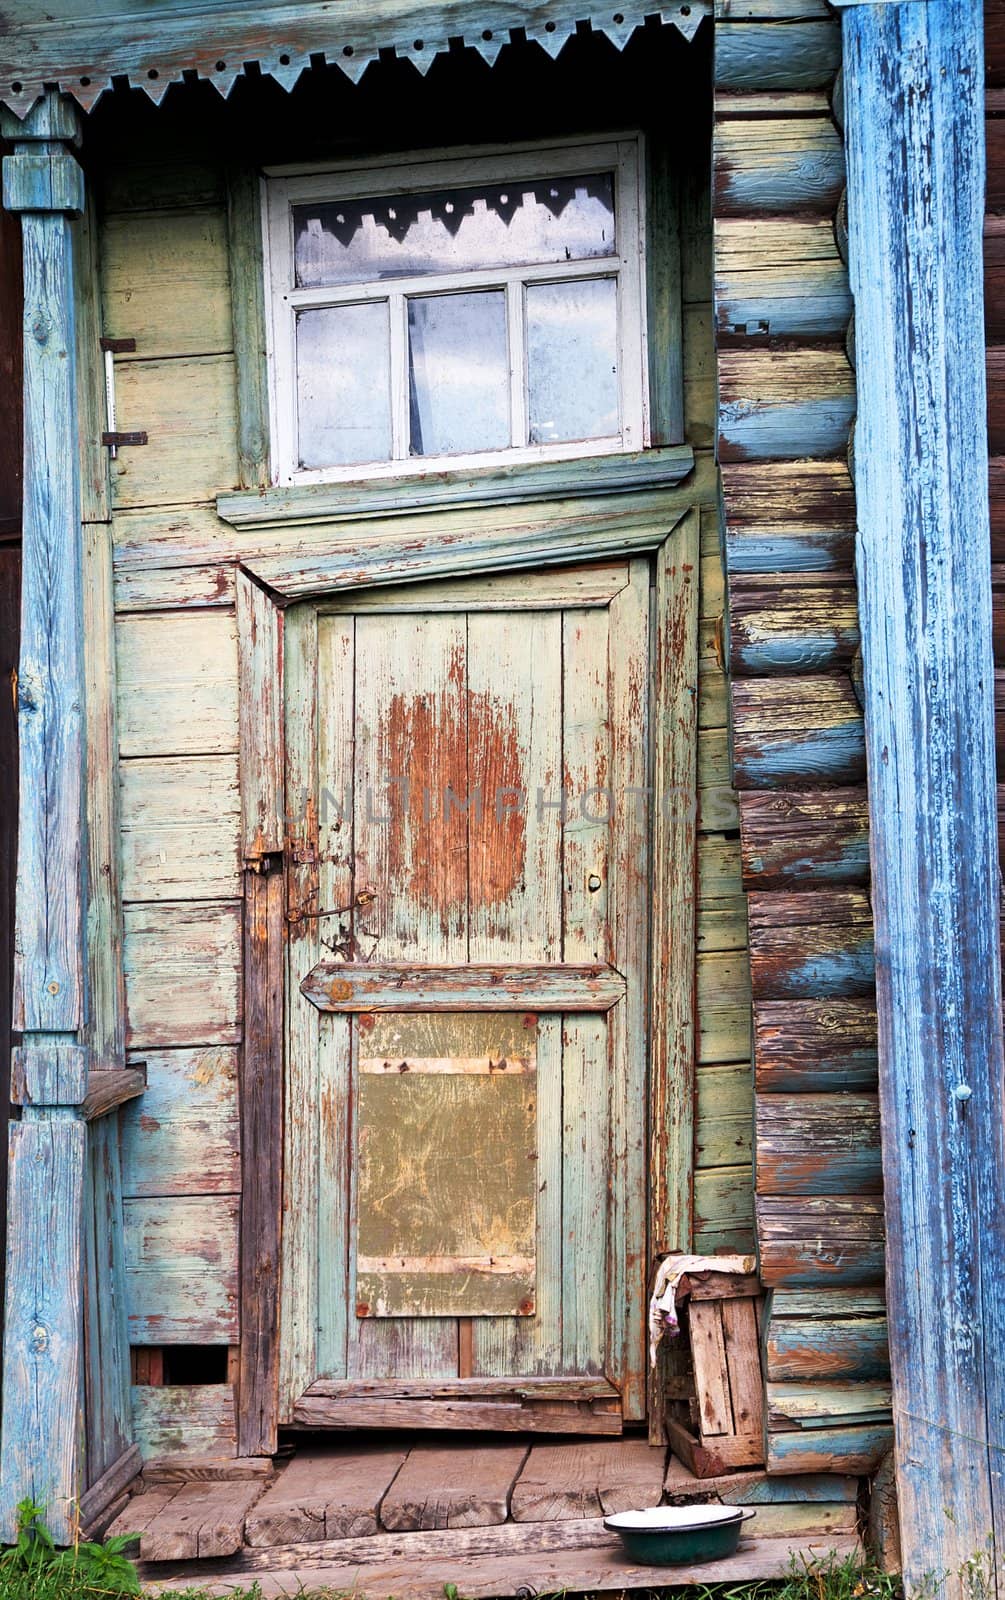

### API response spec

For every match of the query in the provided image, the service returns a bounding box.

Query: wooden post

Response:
[839,2,1005,1589]
[0,91,89,1545]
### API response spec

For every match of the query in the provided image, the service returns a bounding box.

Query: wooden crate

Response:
[664,1274,766,1478]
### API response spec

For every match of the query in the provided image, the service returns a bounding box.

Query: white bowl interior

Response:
[604,1504,744,1531]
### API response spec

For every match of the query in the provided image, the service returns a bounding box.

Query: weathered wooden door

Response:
[280,553,660,1429]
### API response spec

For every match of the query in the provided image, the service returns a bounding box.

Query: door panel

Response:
[282,557,653,1417]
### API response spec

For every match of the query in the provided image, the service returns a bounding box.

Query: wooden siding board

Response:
[846,0,1005,1578]
[119,755,241,902]
[123,902,242,1050]
[123,1194,239,1343]
[100,208,232,360]
[109,354,238,509]
[120,1046,241,1198]
[116,609,239,759]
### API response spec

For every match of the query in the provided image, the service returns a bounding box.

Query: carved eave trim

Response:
[0,0,709,119]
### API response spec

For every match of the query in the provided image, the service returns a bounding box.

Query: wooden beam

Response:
[843,1,1005,1587]
[0,90,92,1548]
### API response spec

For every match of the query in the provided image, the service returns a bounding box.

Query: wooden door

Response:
[281,556,655,1429]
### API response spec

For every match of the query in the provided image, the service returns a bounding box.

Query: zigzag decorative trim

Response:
[0,0,708,119]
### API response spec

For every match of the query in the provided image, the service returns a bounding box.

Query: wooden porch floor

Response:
[113,1437,864,1597]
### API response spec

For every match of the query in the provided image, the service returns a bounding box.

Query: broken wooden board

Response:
[510,1439,667,1521]
[245,1443,408,1545]
[379,1441,528,1530]
[109,1478,265,1560]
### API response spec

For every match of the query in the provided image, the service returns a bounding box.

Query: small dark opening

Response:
[131,1345,230,1386]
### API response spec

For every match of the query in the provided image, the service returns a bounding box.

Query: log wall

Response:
[712,0,891,1473]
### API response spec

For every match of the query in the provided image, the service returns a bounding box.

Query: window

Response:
[264,138,648,484]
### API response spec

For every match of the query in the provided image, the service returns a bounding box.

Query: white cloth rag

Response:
[648,1252,756,1367]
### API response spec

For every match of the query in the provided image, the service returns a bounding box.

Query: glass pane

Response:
[408,290,510,457]
[294,173,615,287]
[296,302,391,468]
[526,277,619,446]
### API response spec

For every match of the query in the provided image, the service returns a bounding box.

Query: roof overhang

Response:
[0,0,709,120]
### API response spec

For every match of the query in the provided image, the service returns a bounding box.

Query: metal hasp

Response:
[0,89,89,1544]
[842,1,1005,1590]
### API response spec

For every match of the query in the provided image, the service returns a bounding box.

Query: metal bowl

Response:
[603,1504,757,1565]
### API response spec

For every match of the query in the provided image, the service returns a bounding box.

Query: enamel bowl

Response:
[603,1503,757,1565]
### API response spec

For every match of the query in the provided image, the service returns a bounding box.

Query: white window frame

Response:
[263,134,649,486]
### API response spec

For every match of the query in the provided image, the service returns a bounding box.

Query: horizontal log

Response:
[718,350,855,463]
[721,461,856,574]
[754,998,878,1091]
[300,962,625,1013]
[714,218,851,338]
[990,458,1005,563]
[766,1425,894,1477]
[715,90,833,120]
[769,1287,886,1318]
[715,2,833,17]
[755,1092,882,1194]
[988,347,1005,455]
[714,22,841,93]
[757,1196,885,1287]
[985,217,1005,343]
[987,115,1005,214]
[730,675,866,789]
[766,1380,892,1431]
[739,788,870,887]
[764,1312,890,1382]
[746,889,874,1000]
[728,574,859,675]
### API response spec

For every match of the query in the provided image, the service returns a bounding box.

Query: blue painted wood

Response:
[714,19,840,90]
[83,1116,133,1487]
[2,139,85,1034]
[844,0,1005,1585]
[10,1042,87,1105]
[0,1118,86,1543]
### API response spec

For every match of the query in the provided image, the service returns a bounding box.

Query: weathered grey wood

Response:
[379,1443,528,1531]
[124,1194,240,1343]
[10,1041,87,1104]
[120,1045,240,1197]
[135,1478,266,1560]
[78,1443,142,1533]
[245,1444,408,1545]
[766,1427,893,1478]
[130,1384,237,1461]
[511,1440,666,1522]
[141,1456,275,1484]
[646,137,684,445]
[292,1396,622,1434]
[845,2,1005,1584]
[305,1377,619,1400]
[301,961,626,1012]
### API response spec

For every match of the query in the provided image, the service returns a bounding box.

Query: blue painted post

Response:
[839,1,1005,1589]
[0,91,89,1546]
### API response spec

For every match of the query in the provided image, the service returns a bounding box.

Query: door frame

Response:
[232,486,700,1454]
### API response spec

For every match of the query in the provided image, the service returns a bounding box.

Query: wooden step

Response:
[245,1442,408,1546]
[511,1439,667,1521]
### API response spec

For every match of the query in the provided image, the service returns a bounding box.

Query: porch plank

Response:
[144,1523,863,1599]
[133,1478,266,1560]
[511,1439,667,1522]
[379,1441,528,1531]
[245,1443,407,1546]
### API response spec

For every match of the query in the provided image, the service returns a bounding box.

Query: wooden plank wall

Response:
[712,1,892,1474]
[103,160,242,1457]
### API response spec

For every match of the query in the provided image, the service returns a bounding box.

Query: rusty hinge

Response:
[102,430,148,447]
[286,888,377,928]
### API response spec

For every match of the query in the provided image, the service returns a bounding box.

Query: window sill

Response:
[216,443,694,529]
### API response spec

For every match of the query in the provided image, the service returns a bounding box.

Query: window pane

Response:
[294,173,615,287]
[296,302,391,468]
[408,291,510,457]
[526,277,619,446]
